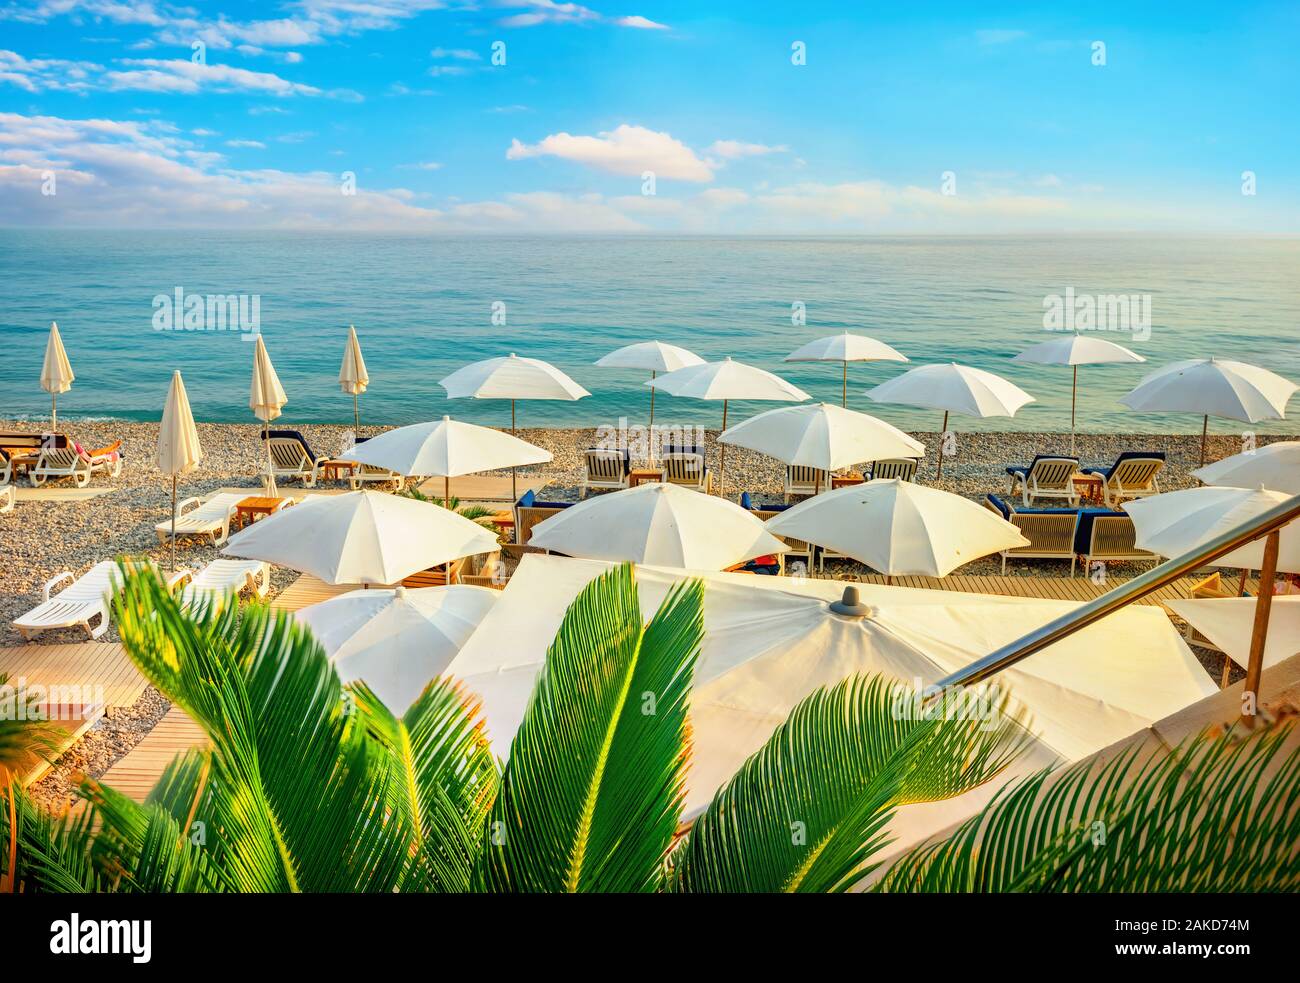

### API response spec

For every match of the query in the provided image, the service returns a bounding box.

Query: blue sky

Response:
[1,0,1296,232]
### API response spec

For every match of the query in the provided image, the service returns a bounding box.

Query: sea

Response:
[1,231,1296,435]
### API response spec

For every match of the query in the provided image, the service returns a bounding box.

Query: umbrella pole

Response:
[353,393,360,433]
[51,394,57,433]
[445,475,451,510]
[936,410,949,479]
[1070,365,1077,457]
[511,399,518,502]
[718,400,728,498]
[1200,414,1209,467]
[649,370,656,466]
[842,361,847,408]
[170,474,177,572]
[1240,530,1280,726]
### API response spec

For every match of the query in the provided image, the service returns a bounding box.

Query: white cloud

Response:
[0,49,103,92]
[226,139,266,149]
[507,124,714,181]
[612,15,668,30]
[975,29,1029,45]
[430,47,481,60]
[400,161,444,170]
[706,139,788,160]
[106,59,327,96]
[499,1,669,30]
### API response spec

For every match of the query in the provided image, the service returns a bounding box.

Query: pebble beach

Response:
[3,418,1294,808]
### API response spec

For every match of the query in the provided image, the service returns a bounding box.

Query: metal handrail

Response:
[927,492,1300,695]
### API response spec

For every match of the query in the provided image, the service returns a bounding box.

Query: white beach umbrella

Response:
[1120,358,1297,465]
[157,370,204,570]
[440,353,589,499]
[1013,333,1145,455]
[1192,441,1300,495]
[1122,486,1300,573]
[224,489,499,586]
[595,341,704,462]
[250,334,288,494]
[297,584,498,714]
[720,402,924,489]
[41,321,75,432]
[765,478,1029,579]
[648,357,811,496]
[1165,596,1300,674]
[785,332,908,407]
[446,554,1214,841]
[339,325,369,432]
[338,415,552,505]
[528,482,789,570]
[866,363,1035,478]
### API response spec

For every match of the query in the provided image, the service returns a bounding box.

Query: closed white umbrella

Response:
[720,402,924,491]
[250,335,288,494]
[765,478,1029,579]
[595,341,704,463]
[1122,486,1300,573]
[440,353,589,499]
[1013,333,1145,455]
[224,489,499,586]
[648,357,811,496]
[1192,441,1300,495]
[41,321,75,432]
[298,584,498,714]
[157,370,204,570]
[867,363,1035,478]
[338,415,552,506]
[1120,358,1297,465]
[339,325,369,432]
[528,482,789,570]
[785,332,908,407]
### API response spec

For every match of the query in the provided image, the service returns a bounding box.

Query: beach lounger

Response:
[514,490,572,546]
[155,491,245,547]
[1005,455,1080,508]
[28,446,92,487]
[869,458,919,482]
[173,559,270,613]
[459,550,507,589]
[985,495,1079,575]
[784,465,832,502]
[662,452,712,493]
[347,463,408,491]
[741,493,811,575]
[1081,452,1165,507]
[402,556,469,588]
[1080,513,1156,572]
[580,448,630,497]
[0,484,13,513]
[263,429,329,487]
[11,560,178,640]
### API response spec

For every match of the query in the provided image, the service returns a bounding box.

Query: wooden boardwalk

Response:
[270,575,358,613]
[96,707,207,804]
[0,641,147,709]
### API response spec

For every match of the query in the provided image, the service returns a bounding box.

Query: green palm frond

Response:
[0,785,103,892]
[0,672,65,788]
[478,562,703,893]
[352,679,499,892]
[669,676,1023,893]
[876,723,1300,893]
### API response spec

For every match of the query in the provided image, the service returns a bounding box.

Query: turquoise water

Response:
[0,231,1296,434]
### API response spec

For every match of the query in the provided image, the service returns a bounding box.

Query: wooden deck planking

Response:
[270,575,359,613]
[96,707,207,804]
[850,572,1216,607]
[0,641,146,709]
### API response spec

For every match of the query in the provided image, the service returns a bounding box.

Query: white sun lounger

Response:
[12,561,182,641]
[28,446,92,488]
[155,492,245,547]
[174,559,270,613]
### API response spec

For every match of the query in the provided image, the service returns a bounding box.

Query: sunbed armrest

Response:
[43,570,74,600]
[175,496,202,515]
[167,568,193,592]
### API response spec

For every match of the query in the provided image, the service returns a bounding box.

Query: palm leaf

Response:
[876,723,1300,892]
[670,676,1023,893]
[0,672,63,788]
[0,785,103,892]
[477,562,703,893]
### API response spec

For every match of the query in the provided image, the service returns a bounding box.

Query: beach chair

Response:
[173,559,270,613]
[580,448,630,498]
[0,484,13,513]
[985,495,1079,575]
[784,465,832,502]
[1080,513,1156,573]
[662,451,712,493]
[460,550,507,589]
[1005,455,1080,508]
[262,430,329,487]
[82,440,124,479]
[155,491,245,547]
[870,458,919,482]
[11,560,181,640]
[514,491,572,546]
[347,463,408,491]
[28,446,93,488]
[402,557,469,588]
[741,493,811,575]
[1081,452,1165,508]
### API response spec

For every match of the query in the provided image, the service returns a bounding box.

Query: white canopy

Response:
[298,584,498,714]
[1123,486,1300,573]
[528,482,788,570]
[719,402,924,472]
[1192,441,1300,495]
[41,321,75,430]
[156,370,203,477]
[337,416,551,478]
[648,356,810,402]
[439,353,590,402]
[785,333,909,407]
[339,325,369,430]
[595,341,704,373]
[1165,596,1300,672]
[249,334,287,424]
[444,554,1214,839]
[223,490,499,585]
[765,478,1028,577]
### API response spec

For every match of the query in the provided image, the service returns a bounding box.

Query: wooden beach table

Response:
[1071,473,1105,505]
[832,472,866,489]
[628,467,665,488]
[233,495,291,529]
